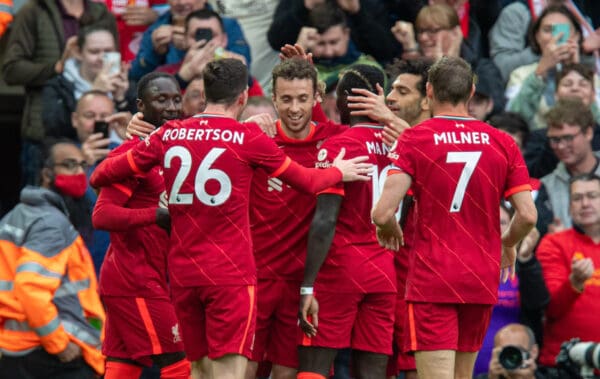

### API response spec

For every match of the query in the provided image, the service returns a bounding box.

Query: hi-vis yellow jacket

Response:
[0,187,105,374]
[0,0,12,37]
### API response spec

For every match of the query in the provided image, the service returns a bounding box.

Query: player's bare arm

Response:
[300,194,343,337]
[503,190,538,282]
[372,172,412,250]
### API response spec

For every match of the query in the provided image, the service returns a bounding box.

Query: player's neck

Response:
[411,112,431,126]
[432,102,470,119]
[279,121,312,140]
[349,115,377,126]
[203,104,239,119]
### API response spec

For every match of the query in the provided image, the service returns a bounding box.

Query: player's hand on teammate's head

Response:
[332,148,373,182]
[298,294,319,337]
[279,44,313,64]
[243,113,276,138]
[126,112,156,140]
[155,208,171,234]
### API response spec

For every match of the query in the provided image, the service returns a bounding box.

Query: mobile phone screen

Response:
[552,23,570,45]
[94,121,109,139]
[195,28,213,42]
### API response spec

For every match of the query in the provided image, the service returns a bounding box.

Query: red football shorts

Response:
[404,302,493,353]
[171,285,256,361]
[252,279,300,368]
[102,296,184,366]
[387,293,416,376]
[299,291,395,355]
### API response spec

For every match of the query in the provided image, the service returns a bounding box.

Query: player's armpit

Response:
[303,194,343,288]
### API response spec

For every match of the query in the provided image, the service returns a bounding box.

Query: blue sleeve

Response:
[222,17,252,69]
[129,17,169,81]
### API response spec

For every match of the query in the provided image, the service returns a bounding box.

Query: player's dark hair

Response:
[272,58,319,95]
[77,25,116,50]
[308,2,347,33]
[137,72,179,99]
[528,5,582,55]
[336,64,385,124]
[185,8,224,32]
[428,56,473,105]
[545,97,593,132]
[386,58,433,97]
[555,62,594,88]
[487,112,530,148]
[203,59,248,106]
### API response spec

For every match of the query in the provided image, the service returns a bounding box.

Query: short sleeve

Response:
[243,124,289,175]
[315,138,344,196]
[503,137,532,198]
[387,129,416,177]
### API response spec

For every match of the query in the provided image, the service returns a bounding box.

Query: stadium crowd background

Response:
[0,0,599,378]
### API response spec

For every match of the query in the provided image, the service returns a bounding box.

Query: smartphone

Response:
[195,28,213,42]
[552,23,570,45]
[94,121,110,139]
[103,52,121,75]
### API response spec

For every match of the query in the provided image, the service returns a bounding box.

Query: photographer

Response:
[476,323,545,379]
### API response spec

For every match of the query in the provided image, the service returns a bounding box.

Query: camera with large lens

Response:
[499,345,530,370]
[557,338,600,379]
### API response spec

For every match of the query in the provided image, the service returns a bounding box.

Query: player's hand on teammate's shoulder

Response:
[126,112,156,140]
[332,148,373,182]
[243,113,276,138]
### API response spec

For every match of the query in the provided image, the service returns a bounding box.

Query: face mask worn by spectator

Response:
[53,172,88,198]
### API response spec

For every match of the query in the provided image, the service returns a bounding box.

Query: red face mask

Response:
[54,173,88,199]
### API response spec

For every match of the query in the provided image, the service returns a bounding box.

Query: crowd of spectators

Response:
[1,0,600,378]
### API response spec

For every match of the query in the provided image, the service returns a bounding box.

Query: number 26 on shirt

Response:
[164,146,232,206]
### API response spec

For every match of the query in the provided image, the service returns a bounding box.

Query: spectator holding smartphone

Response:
[156,9,264,96]
[505,5,591,130]
[42,26,137,141]
[128,0,251,81]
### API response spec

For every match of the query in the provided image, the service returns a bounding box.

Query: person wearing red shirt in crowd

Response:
[104,0,169,62]
[371,56,537,379]
[91,72,189,379]
[89,58,373,379]
[536,173,600,368]
[297,64,397,379]
[247,58,347,379]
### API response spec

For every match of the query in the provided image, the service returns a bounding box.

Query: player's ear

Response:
[426,82,434,100]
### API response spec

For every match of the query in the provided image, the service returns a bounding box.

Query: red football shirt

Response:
[94,114,343,288]
[389,116,531,304]
[250,120,347,282]
[313,123,396,293]
[97,139,169,298]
